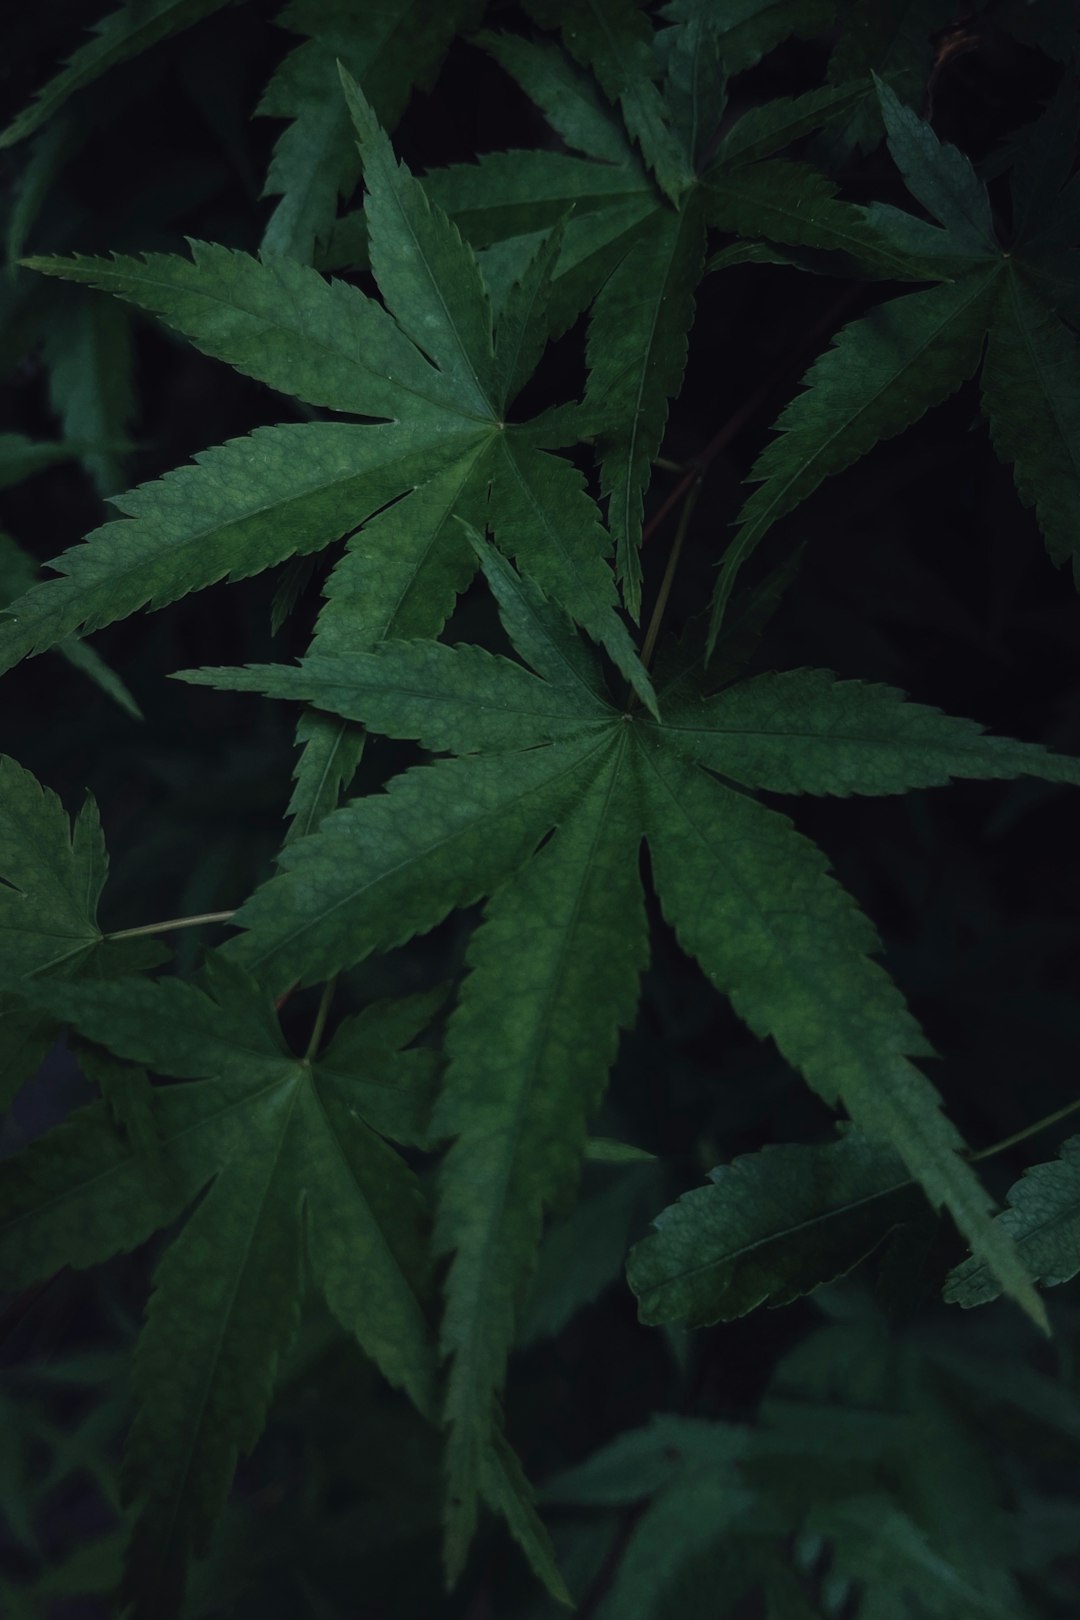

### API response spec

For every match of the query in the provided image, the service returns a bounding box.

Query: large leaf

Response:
[10,78,654,752]
[184,549,1080,1375]
[7,957,439,1620]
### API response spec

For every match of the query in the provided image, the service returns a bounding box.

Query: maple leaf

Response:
[709,75,1080,642]
[180,534,1080,1570]
[4,955,443,1620]
[6,70,655,845]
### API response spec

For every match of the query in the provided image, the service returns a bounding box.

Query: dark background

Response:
[1,3,1079,1616]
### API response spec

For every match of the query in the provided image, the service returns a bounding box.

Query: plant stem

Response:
[106,909,236,941]
[304,976,337,1061]
[969,1097,1080,1163]
[641,481,701,672]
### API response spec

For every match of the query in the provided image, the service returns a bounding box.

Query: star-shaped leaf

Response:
[4,956,442,1620]
[7,71,655,841]
[180,536,1080,1567]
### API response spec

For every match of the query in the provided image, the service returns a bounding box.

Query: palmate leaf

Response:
[182,541,1080,1566]
[0,0,234,150]
[627,1132,918,1327]
[944,1135,1080,1308]
[709,75,1080,640]
[400,15,884,617]
[6,73,654,740]
[258,0,475,263]
[4,956,439,1620]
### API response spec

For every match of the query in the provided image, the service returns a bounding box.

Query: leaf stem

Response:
[641,481,701,672]
[968,1097,1080,1163]
[106,909,236,941]
[305,976,337,1061]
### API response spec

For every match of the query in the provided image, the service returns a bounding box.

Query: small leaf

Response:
[628,1133,915,1327]
[944,1135,1080,1306]
[875,74,996,253]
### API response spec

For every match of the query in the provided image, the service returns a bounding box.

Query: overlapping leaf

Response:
[258,0,476,262]
[627,1131,917,1327]
[3,955,441,1620]
[0,0,234,150]
[709,76,1080,641]
[7,73,654,836]
[181,537,1080,1565]
[335,16,897,617]
[944,1134,1080,1307]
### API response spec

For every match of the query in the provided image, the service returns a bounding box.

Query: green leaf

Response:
[480,1429,574,1606]
[43,291,135,496]
[627,1133,915,1326]
[981,269,1080,576]
[542,1413,749,1505]
[635,744,1049,1332]
[0,754,104,983]
[944,1135,1080,1306]
[584,195,707,616]
[479,30,635,166]
[658,669,1080,793]
[226,740,609,992]
[340,68,496,415]
[10,960,439,1619]
[657,4,727,169]
[520,1158,663,1344]
[493,224,567,415]
[179,639,611,753]
[825,0,949,155]
[714,80,871,168]
[258,0,474,263]
[708,0,836,77]
[23,242,467,420]
[216,553,1076,1354]
[0,423,473,674]
[875,75,996,253]
[0,432,81,490]
[525,0,694,203]
[489,434,658,714]
[0,0,233,150]
[709,271,998,643]
[435,735,646,1573]
[703,159,907,266]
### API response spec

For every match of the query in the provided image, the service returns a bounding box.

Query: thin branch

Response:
[641,480,702,672]
[969,1097,1080,1164]
[106,909,236,941]
[304,977,337,1061]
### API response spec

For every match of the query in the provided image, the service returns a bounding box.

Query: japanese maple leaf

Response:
[3,955,444,1620]
[4,68,654,839]
[180,533,1080,1573]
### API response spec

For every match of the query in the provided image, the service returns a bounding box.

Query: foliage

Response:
[1,3,1079,1617]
